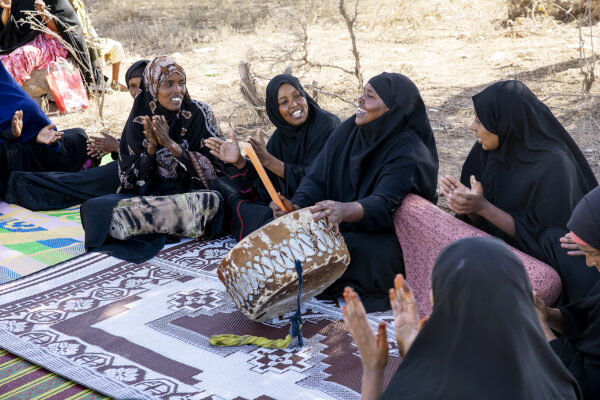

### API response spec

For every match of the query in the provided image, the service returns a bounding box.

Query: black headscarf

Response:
[262,74,340,197]
[381,237,582,400]
[568,186,600,250]
[0,0,102,85]
[124,59,149,87]
[118,56,224,195]
[460,80,598,258]
[291,72,438,232]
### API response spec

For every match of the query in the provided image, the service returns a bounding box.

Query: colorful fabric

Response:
[0,202,84,284]
[0,349,108,400]
[0,237,402,399]
[0,33,69,86]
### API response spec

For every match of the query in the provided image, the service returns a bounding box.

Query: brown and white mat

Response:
[0,237,401,400]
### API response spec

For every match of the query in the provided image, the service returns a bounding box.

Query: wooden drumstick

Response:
[244,142,290,212]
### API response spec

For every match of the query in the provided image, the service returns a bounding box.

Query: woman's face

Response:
[470,113,499,151]
[578,243,600,271]
[356,83,389,126]
[157,74,186,111]
[278,83,308,126]
[128,77,141,99]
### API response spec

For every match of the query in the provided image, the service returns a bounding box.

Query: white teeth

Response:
[292,110,302,118]
[356,107,366,114]
[171,97,182,102]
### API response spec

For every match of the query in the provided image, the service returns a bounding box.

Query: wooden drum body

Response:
[218,208,350,321]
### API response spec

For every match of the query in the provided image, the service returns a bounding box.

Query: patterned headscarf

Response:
[117,56,224,193]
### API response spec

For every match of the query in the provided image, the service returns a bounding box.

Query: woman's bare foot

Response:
[11,110,23,138]
[36,124,63,145]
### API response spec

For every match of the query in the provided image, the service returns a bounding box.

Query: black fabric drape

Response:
[124,59,148,85]
[549,186,600,400]
[290,72,438,311]
[381,237,581,400]
[459,80,598,303]
[5,160,119,210]
[0,0,103,85]
[0,127,87,199]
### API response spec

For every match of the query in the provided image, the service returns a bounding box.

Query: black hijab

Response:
[568,186,600,251]
[260,74,339,198]
[381,237,582,400]
[125,59,149,87]
[118,56,223,194]
[460,80,598,258]
[0,0,102,84]
[292,72,438,232]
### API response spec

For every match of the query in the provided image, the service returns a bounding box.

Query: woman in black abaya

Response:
[537,186,600,400]
[440,80,598,304]
[80,56,225,263]
[276,72,439,312]
[344,237,582,400]
[205,74,340,240]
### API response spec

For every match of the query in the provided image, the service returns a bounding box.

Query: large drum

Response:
[218,208,350,321]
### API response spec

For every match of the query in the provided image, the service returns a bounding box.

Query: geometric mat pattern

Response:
[0,237,402,399]
[0,202,84,284]
[0,349,109,400]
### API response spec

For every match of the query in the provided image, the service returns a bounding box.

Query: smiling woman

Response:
[79,56,227,263]
[205,74,340,241]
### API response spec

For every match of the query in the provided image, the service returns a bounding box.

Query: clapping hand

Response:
[389,274,421,358]
[140,116,158,152]
[440,175,486,215]
[205,130,243,166]
[248,128,272,166]
[36,124,63,145]
[87,131,119,159]
[0,0,12,10]
[34,0,46,14]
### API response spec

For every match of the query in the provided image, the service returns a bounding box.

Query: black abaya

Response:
[291,72,439,311]
[380,237,581,400]
[460,80,599,303]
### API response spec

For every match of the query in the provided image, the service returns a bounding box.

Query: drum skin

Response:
[218,208,351,321]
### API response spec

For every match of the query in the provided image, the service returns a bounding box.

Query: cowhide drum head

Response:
[218,208,350,321]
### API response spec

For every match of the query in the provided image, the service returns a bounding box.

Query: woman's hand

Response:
[205,130,245,168]
[11,110,22,138]
[310,201,363,234]
[440,175,486,215]
[33,0,45,13]
[0,0,11,10]
[533,293,559,341]
[390,275,421,358]
[560,232,586,256]
[141,116,158,154]
[249,128,285,178]
[36,124,63,145]
[343,287,388,400]
[87,131,119,159]
[269,193,298,218]
[151,115,171,147]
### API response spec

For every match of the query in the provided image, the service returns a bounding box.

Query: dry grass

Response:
[49,0,600,184]
[507,0,600,22]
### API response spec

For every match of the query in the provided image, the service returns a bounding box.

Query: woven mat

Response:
[0,237,401,400]
[0,349,108,400]
[0,202,84,284]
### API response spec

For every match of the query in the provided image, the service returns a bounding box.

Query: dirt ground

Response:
[51,0,600,210]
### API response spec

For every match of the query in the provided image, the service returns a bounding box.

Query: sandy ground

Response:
[49,0,600,210]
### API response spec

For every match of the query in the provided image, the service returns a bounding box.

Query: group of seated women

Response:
[1,53,599,399]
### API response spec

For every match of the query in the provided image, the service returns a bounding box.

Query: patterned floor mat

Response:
[0,237,402,400]
[0,203,84,284]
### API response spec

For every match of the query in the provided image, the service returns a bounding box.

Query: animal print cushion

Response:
[109,191,221,240]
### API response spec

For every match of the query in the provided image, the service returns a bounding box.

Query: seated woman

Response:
[344,237,581,399]
[440,80,598,304]
[276,72,439,312]
[537,186,600,400]
[81,56,225,263]
[205,74,340,241]
[5,60,149,210]
[0,61,87,199]
[0,0,102,86]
